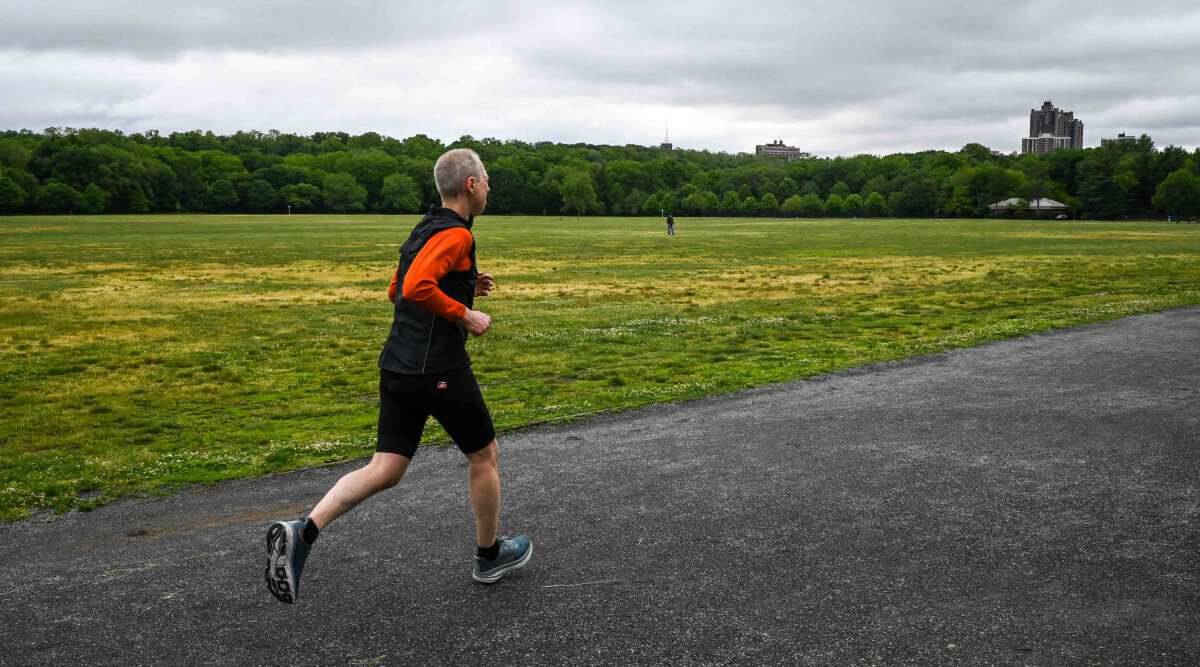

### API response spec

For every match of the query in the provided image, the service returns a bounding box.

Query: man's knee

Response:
[465,440,498,469]
[366,452,410,489]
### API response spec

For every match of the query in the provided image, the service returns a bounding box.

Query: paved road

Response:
[2,308,1198,665]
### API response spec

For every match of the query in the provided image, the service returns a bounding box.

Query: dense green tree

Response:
[205,179,240,211]
[889,179,938,217]
[1152,168,1200,218]
[2,167,38,199]
[619,188,647,215]
[825,193,846,217]
[942,185,976,217]
[322,173,367,212]
[244,179,278,212]
[485,156,527,214]
[127,187,152,213]
[79,183,110,213]
[560,169,599,216]
[1019,155,1052,202]
[47,146,103,189]
[644,189,676,216]
[36,181,82,213]
[379,174,422,212]
[1,126,1190,219]
[649,157,694,190]
[168,130,222,152]
[605,160,649,203]
[348,131,384,150]
[759,192,779,216]
[959,143,994,163]
[0,176,25,212]
[864,191,888,217]
[682,189,720,215]
[0,140,30,169]
[780,194,804,216]
[198,150,248,183]
[255,164,314,190]
[238,150,281,173]
[798,193,824,217]
[720,190,741,214]
[155,148,204,210]
[776,177,799,200]
[843,193,864,217]
[397,134,444,160]
[738,195,759,216]
[860,176,888,198]
[1076,152,1129,219]
[950,165,1025,211]
[280,183,322,211]
[344,149,400,203]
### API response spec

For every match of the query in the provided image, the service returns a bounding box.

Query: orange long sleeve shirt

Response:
[387,227,473,321]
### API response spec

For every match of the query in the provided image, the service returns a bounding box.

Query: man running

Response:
[264,148,532,604]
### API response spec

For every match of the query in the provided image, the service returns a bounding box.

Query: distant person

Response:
[264,148,532,604]
[666,212,676,236]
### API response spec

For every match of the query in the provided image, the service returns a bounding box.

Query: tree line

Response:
[1,127,1198,219]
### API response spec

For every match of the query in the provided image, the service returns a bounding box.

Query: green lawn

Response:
[1,214,1198,520]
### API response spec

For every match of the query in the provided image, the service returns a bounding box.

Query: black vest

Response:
[378,207,478,375]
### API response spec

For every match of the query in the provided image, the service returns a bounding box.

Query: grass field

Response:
[1,214,1198,521]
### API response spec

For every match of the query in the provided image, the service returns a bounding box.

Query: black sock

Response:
[477,540,499,561]
[301,517,320,546]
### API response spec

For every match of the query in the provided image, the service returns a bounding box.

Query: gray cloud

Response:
[1,0,1197,154]
[0,1,526,57]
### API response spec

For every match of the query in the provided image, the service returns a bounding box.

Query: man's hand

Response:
[461,309,492,336]
[476,272,496,297]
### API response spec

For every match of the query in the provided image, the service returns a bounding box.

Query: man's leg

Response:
[464,439,533,583]
[309,452,411,529]
[264,452,410,604]
[266,368,425,604]
[310,367,424,528]
[465,441,500,547]
[430,367,531,583]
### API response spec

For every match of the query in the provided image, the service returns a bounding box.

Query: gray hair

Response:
[433,148,486,199]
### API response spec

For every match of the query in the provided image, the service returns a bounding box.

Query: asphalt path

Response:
[2,308,1198,665]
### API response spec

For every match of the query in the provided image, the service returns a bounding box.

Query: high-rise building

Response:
[1022,101,1084,154]
[1022,135,1074,154]
[756,140,805,161]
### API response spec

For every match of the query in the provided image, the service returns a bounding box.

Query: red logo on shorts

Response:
[436,381,448,391]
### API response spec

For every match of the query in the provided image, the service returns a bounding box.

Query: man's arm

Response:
[400,228,492,335]
[387,267,400,303]
[391,256,493,302]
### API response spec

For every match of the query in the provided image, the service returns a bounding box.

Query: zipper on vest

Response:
[419,314,436,374]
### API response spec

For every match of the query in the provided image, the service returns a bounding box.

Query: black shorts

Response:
[376,366,495,458]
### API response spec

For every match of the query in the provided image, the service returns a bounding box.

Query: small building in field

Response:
[988,197,1069,217]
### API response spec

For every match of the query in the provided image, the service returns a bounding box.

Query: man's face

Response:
[467,170,490,215]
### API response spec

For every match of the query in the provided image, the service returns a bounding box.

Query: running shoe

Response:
[264,519,310,604]
[472,534,533,584]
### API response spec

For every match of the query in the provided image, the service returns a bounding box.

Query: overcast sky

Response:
[2,1,1197,155]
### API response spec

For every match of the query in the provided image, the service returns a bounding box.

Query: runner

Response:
[264,148,531,604]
